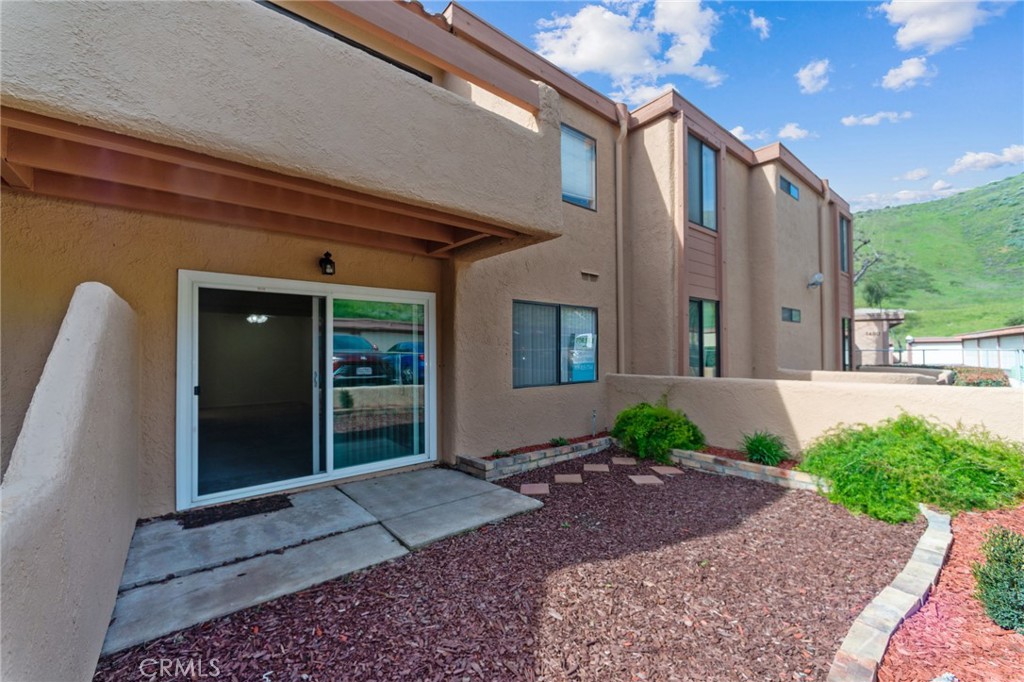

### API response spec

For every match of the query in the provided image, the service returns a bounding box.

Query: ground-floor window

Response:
[841,317,853,370]
[689,298,720,377]
[177,271,436,510]
[512,301,597,387]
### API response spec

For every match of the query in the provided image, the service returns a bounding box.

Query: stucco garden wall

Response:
[776,368,937,385]
[606,374,1023,454]
[0,0,562,238]
[1,283,139,682]
[1,191,444,516]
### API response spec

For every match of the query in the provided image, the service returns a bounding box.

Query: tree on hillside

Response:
[852,237,883,285]
[858,259,940,310]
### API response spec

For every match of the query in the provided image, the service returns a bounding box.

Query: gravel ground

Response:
[95,447,922,682]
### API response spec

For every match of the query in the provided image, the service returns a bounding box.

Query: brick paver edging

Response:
[669,449,829,491]
[826,505,953,682]
[456,437,613,481]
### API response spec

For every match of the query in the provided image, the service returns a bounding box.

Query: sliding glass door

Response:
[177,271,435,510]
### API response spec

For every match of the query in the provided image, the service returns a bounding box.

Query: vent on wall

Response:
[581,271,599,282]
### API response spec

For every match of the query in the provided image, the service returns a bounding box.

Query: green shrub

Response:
[338,390,354,409]
[798,413,1024,523]
[742,430,790,467]
[549,437,570,447]
[491,449,509,458]
[973,527,1024,633]
[611,402,705,464]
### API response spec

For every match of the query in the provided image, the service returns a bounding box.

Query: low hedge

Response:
[612,401,705,464]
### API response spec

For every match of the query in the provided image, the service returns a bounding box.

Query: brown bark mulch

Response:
[95,447,922,682]
[485,432,611,459]
[701,444,799,471]
[878,505,1024,682]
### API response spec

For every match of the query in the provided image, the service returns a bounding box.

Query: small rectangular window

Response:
[841,317,853,370]
[687,135,717,231]
[689,298,720,377]
[780,176,800,200]
[561,124,596,210]
[782,307,801,323]
[513,301,597,387]
[839,216,851,273]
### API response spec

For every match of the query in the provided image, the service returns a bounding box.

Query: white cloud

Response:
[931,179,953,191]
[881,57,936,90]
[853,185,963,211]
[533,1,724,106]
[795,58,830,94]
[748,10,770,40]
[841,111,913,126]
[947,145,1024,174]
[895,168,930,181]
[878,0,998,54]
[729,125,770,143]
[778,122,813,141]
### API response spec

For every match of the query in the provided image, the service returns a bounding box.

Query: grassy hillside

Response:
[854,173,1024,340]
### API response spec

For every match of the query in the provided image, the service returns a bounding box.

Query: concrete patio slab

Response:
[554,474,583,484]
[102,524,406,655]
[521,483,550,495]
[340,467,497,520]
[120,487,376,589]
[382,487,542,549]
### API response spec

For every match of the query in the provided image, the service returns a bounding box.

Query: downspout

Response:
[614,103,629,373]
[818,179,831,370]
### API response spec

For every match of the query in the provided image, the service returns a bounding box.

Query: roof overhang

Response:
[1,107,532,259]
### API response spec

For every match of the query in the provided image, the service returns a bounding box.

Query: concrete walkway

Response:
[101,468,541,655]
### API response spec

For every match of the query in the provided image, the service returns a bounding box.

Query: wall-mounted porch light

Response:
[806,272,824,289]
[319,251,336,276]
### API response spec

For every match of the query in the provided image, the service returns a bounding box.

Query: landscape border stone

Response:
[669,449,829,491]
[456,437,612,481]
[825,504,953,682]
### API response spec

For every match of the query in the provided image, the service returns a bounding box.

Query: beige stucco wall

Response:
[721,154,754,376]
[776,368,936,385]
[0,0,562,238]
[606,373,1024,455]
[625,117,676,375]
[1,282,139,682]
[746,165,780,377]
[445,99,619,458]
[1,191,443,516]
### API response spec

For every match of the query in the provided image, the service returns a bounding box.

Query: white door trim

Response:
[175,270,437,511]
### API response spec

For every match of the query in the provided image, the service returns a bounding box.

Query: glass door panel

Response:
[196,288,319,495]
[332,299,426,469]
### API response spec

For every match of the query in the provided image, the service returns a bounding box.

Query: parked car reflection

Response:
[332,334,392,385]
[386,341,425,385]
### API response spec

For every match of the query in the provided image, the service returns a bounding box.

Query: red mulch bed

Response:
[484,431,610,459]
[878,505,1024,682]
[701,444,799,471]
[95,447,922,681]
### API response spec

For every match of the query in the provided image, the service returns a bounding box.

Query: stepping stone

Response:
[650,466,684,476]
[554,474,583,484]
[629,475,664,486]
[611,457,637,465]
[520,483,550,496]
[583,464,610,472]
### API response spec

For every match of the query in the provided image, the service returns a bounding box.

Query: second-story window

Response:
[561,124,596,210]
[687,134,717,231]
[839,216,851,273]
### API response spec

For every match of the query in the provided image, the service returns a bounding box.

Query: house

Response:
[1,0,854,517]
[906,326,1024,385]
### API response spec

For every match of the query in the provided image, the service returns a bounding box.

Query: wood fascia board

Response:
[26,171,439,258]
[628,92,756,164]
[5,128,457,245]
[1,126,34,189]
[754,143,827,197]
[310,1,540,113]
[442,3,618,122]
[0,107,519,239]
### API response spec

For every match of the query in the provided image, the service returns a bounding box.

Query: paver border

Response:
[826,504,953,682]
[669,448,829,491]
[457,437,612,481]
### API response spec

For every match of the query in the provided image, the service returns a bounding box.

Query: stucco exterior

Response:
[606,374,1024,454]
[1,283,139,682]
[1,192,444,514]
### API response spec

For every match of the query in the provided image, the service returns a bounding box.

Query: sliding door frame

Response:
[175,270,437,511]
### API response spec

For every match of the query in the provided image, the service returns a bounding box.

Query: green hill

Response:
[854,173,1024,340]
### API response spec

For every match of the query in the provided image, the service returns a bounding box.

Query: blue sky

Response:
[422,1,1024,211]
